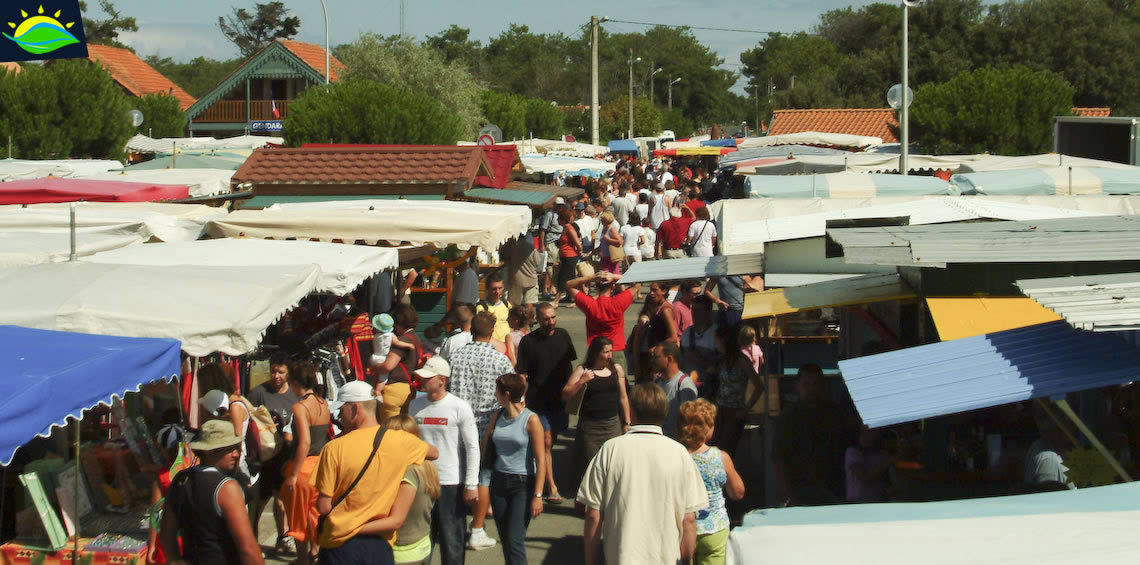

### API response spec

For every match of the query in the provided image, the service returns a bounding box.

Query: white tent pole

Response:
[1054,398,1133,482]
[69,202,77,262]
[1068,166,1073,195]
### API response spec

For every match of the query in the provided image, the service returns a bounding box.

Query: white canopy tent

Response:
[738,153,992,175]
[126,134,283,154]
[956,153,1140,173]
[519,154,616,176]
[459,138,608,158]
[0,158,123,181]
[0,231,144,267]
[0,262,320,356]
[744,172,956,198]
[88,239,399,296]
[74,168,235,197]
[737,132,883,150]
[0,201,227,242]
[207,199,531,250]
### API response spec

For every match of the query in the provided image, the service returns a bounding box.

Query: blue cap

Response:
[372,313,394,333]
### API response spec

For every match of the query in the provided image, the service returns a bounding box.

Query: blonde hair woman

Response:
[679,399,744,565]
[381,415,441,565]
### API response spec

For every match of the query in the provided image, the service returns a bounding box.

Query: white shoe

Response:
[467,528,497,550]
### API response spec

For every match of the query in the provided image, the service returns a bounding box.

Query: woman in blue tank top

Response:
[481,373,547,565]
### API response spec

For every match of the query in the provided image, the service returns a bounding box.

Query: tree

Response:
[425,25,485,77]
[0,60,133,159]
[145,55,244,98]
[283,80,462,146]
[910,65,1074,155]
[522,97,565,139]
[335,34,485,139]
[79,0,138,48]
[599,96,661,140]
[131,94,186,138]
[479,90,526,139]
[218,1,300,58]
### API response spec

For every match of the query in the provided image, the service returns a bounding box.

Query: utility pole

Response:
[754,84,760,135]
[628,47,635,139]
[590,16,600,147]
[668,76,681,112]
[399,0,406,37]
[900,1,913,175]
[319,0,329,84]
[649,60,654,105]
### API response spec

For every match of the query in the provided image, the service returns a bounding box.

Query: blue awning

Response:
[838,321,1140,428]
[0,326,182,465]
[700,138,738,148]
[950,167,1140,196]
[607,139,639,153]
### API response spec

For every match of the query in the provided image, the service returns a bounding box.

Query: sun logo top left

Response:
[1,1,87,63]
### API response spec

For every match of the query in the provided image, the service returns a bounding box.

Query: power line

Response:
[604,18,783,35]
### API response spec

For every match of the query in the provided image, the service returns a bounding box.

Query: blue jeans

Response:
[319,535,395,565]
[430,485,466,565]
[489,471,534,565]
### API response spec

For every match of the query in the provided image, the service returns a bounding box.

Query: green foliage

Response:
[335,34,485,139]
[523,97,565,139]
[599,96,661,140]
[132,94,186,138]
[425,25,485,75]
[145,55,244,98]
[479,90,526,140]
[79,0,138,48]
[218,1,300,58]
[283,80,462,146]
[659,107,695,138]
[0,60,132,159]
[910,66,1074,155]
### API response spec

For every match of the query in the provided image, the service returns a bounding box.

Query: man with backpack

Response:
[160,419,266,565]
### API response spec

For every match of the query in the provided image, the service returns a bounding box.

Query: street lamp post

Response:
[900,1,919,174]
[648,65,662,105]
[320,0,329,84]
[627,49,640,139]
[590,16,606,147]
[668,76,681,111]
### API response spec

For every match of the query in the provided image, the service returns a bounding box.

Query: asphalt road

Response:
[262,302,641,564]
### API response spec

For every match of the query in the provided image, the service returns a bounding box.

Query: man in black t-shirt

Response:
[516,302,577,503]
[246,354,300,553]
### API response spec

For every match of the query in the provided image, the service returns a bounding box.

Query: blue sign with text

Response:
[1,1,88,63]
[251,120,283,133]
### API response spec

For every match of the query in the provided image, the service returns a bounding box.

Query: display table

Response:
[1,537,147,565]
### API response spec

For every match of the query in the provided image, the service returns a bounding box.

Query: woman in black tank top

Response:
[282,362,330,565]
[562,337,632,489]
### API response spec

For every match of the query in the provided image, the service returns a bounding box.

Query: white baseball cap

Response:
[330,380,380,412]
[554,196,566,205]
[414,356,451,379]
[198,389,230,417]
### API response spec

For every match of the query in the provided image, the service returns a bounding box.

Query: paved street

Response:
[262,301,642,564]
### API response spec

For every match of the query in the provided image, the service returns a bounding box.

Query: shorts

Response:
[258,452,290,498]
[533,409,569,435]
[509,283,539,306]
[664,248,685,260]
[624,254,642,268]
[545,242,560,268]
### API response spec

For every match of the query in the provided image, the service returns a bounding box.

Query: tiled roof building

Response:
[86,44,196,110]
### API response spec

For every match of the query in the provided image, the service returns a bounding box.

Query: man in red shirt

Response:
[683,184,707,216]
[657,208,694,260]
[567,271,641,375]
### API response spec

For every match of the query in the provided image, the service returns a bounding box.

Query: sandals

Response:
[544,493,564,505]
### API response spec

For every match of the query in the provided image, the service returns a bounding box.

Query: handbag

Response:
[565,368,589,416]
[608,243,625,262]
[682,220,710,257]
[480,410,502,470]
[316,426,386,537]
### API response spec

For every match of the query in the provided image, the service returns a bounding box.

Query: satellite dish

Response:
[128,109,144,127]
[479,124,503,143]
[886,84,913,110]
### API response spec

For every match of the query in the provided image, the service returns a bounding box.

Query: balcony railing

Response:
[193,99,291,123]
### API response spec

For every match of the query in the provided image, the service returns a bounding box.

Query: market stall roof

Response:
[1016,272,1140,332]
[126,134,282,154]
[0,326,181,466]
[619,254,765,284]
[0,201,227,243]
[838,320,1140,428]
[474,144,521,189]
[826,215,1140,267]
[88,239,398,296]
[925,297,1063,341]
[206,199,531,250]
[124,153,248,171]
[0,262,321,356]
[950,167,1140,196]
[0,231,144,267]
[519,154,615,177]
[719,145,847,168]
[701,138,738,148]
[712,195,1137,255]
[0,158,123,181]
[730,482,1140,565]
[744,172,955,198]
[239,194,445,209]
[461,188,554,209]
[742,273,913,320]
[462,138,609,158]
[504,180,585,200]
[607,139,639,153]
[737,131,883,150]
[737,153,990,175]
[957,153,1139,173]
[652,146,737,157]
[77,168,234,197]
[0,177,189,205]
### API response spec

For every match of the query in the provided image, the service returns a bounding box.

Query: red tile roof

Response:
[86,44,196,111]
[1073,107,1111,117]
[475,145,521,189]
[770,108,899,143]
[278,40,346,82]
[233,146,494,188]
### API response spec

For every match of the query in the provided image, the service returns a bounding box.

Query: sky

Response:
[108,0,896,93]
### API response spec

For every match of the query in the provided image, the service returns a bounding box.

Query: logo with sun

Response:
[4,5,80,55]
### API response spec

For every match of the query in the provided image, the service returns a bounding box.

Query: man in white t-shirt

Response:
[577,382,707,565]
[410,356,482,564]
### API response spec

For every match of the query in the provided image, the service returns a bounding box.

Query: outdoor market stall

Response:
[0,231,145,267]
[737,131,883,150]
[0,201,228,243]
[744,172,955,198]
[736,153,989,175]
[125,133,282,154]
[956,153,1140,173]
[0,159,122,181]
[0,326,181,564]
[0,178,189,205]
[950,167,1140,196]
[519,154,616,177]
[75,168,235,198]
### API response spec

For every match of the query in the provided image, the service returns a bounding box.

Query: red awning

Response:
[651,147,738,157]
[474,145,520,189]
[0,177,190,205]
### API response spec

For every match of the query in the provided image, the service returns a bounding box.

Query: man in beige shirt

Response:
[576,383,708,565]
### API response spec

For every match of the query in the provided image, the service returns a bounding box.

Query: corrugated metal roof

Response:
[239,194,444,209]
[765,273,862,287]
[619,254,765,284]
[462,188,553,208]
[839,320,1140,428]
[1016,272,1140,332]
[743,273,914,319]
[925,297,1062,340]
[828,215,1140,267]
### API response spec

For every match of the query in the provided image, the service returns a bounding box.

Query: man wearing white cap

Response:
[161,420,265,565]
[311,381,440,565]
[410,356,480,565]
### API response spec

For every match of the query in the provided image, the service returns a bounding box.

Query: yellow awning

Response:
[926,297,1063,341]
[743,273,915,319]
